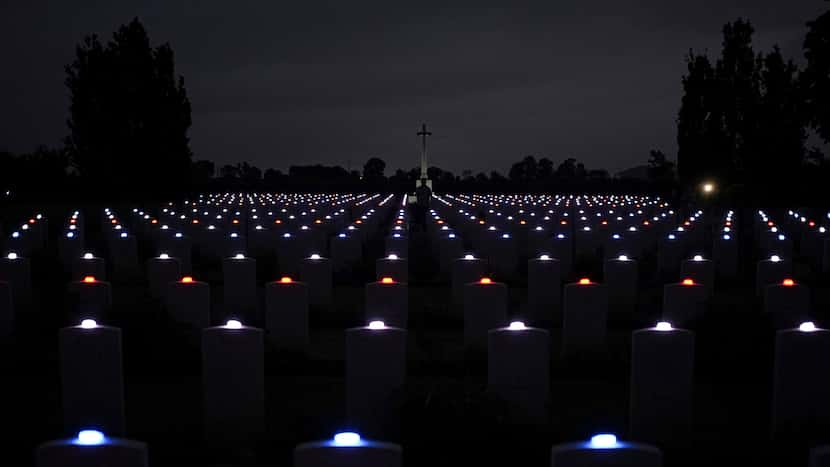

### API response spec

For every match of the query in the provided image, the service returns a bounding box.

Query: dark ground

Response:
[1,200,829,466]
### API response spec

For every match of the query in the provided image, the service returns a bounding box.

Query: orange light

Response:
[682,278,695,286]
[280,276,293,283]
[520,220,526,225]
[181,276,194,283]
[111,219,118,224]
[192,219,200,224]
[783,278,795,287]
[315,219,322,224]
[601,220,608,225]
[480,277,493,284]
[397,220,404,224]
[381,277,395,284]
[151,219,158,224]
[275,219,282,224]
[28,219,35,224]
[578,278,591,285]
[767,221,774,227]
[232,219,239,224]
[355,220,363,224]
[642,220,650,225]
[83,276,96,283]
[725,221,732,227]
[560,220,567,225]
[479,220,485,225]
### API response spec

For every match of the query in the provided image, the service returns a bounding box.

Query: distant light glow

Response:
[83,276,96,283]
[799,321,817,332]
[783,278,795,287]
[280,276,293,283]
[368,320,386,330]
[181,276,194,283]
[723,234,731,240]
[655,321,673,331]
[224,319,242,329]
[682,278,695,286]
[589,433,619,449]
[578,278,591,285]
[80,319,98,329]
[381,277,395,284]
[75,429,105,446]
[479,277,493,284]
[66,232,75,238]
[508,321,526,330]
[333,432,362,446]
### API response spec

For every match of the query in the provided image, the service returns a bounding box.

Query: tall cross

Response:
[417,123,432,179]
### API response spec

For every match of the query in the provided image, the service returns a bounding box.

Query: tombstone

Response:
[551,233,574,275]
[67,277,112,320]
[162,234,193,274]
[72,253,107,281]
[629,323,694,447]
[331,234,362,273]
[0,253,31,307]
[764,279,810,329]
[679,255,715,297]
[824,238,830,274]
[222,255,257,320]
[166,277,211,329]
[224,233,247,258]
[294,434,402,467]
[109,233,140,280]
[490,233,519,279]
[756,256,792,296]
[527,227,553,258]
[527,256,561,323]
[463,278,508,353]
[375,255,409,283]
[765,234,794,259]
[385,234,409,258]
[451,255,486,307]
[772,323,830,440]
[264,278,309,352]
[365,278,408,328]
[59,320,125,434]
[202,320,265,441]
[299,255,333,308]
[437,234,464,276]
[713,232,738,279]
[59,232,84,269]
[346,323,406,433]
[574,226,599,261]
[562,279,608,357]
[550,435,662,467]
[146,255,181,300]
[488,322,549,424]
[0,281,12,339]
[657,233,684,279]
[810,445,830,467]
[36,431,148,467]
[662,280,706,327]
[603,256,638,311]
[276,233,304,275]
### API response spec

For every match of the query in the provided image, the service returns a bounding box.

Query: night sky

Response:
[0,1,824,175]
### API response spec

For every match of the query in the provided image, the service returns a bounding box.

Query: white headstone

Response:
[562,280,608,357]
[488,323,549,424]
[365,279,409,329]
[463,279,507,353]
[265,278,309,352]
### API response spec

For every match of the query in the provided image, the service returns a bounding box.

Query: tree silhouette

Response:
[362,157,386,182]
[65,17,192,198]
[803,11,830,143]
[647,150,675,182]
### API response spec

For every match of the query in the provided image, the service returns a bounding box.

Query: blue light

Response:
[723,234,731,240]
[668,234,675,240]
[557,234,565,239]
[589,433,618,449]
[339,233,346,238]
[333,431,362,446]
[66,232,74,238]
[74,429,106,446]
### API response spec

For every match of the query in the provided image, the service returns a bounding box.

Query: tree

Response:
[647,150,676,182]
[803,10,830,143]
[555,158,577,178]
[65,18,192,198]
[508,156,538,183]
[362,157,386,185]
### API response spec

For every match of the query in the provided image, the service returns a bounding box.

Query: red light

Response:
[437,220,444,224]
[767,221,774,227]
[809,221,816,227]
[480,277,492,284]
[28,219,35,224]
[783,278,795,287]
[381,277,394,284]
[355,220,363,224]
[280,276,293,283]
[682,278,695,286]
[275,220,282,224]
[192,219,199,224]
[181,276,194,283]
[578,278,591,285]
[601,220,608,225]
[83,276,96,283]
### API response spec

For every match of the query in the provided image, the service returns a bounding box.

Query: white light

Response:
[799,321,818,332]
[655,321,673,331]
[617,255,628,261]
[387,254,398,260]
[66,232,75,238]
[75,429,105,446]
[234,253,245,259]
[83,253,94,259]
[589,433,618,449]
[539,254,550,260]
[770,255,781,262]
[693,255,703,261]
[175,232,183,238]
[368,320,386,330]
[723,234,731,240]
[6,252,18,260]
[80,319,98,329]
[778,234,785,241]
[120,233,127,238]
[333,432,362,446]
[557,234,565,239]
[668,234,676,240]
[508,321,526,330]
[463,254,475,260]
[230,233,239,238]
[309,254,321,260]
[224,320,243,329]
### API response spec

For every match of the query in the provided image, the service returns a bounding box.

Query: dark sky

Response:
[0,1,825,175]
